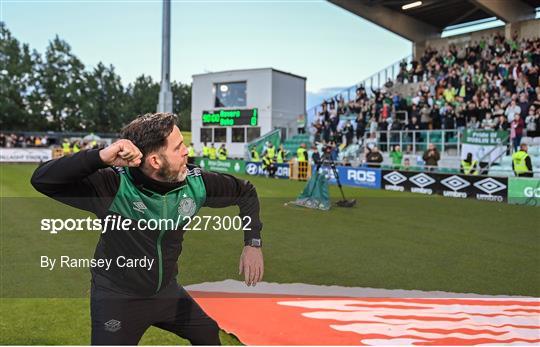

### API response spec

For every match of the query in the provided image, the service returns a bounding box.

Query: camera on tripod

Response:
[315,158,357,208]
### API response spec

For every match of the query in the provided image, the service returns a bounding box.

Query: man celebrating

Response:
[31,113,264,345]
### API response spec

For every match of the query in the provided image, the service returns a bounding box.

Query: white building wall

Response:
[271,71,306,138]
[191,68,306,158]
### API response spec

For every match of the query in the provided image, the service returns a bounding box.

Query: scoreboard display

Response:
[202,108,258,126]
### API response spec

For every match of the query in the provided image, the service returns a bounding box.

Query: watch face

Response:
[251,239,261,247]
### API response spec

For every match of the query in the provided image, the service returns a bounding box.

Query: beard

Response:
[157,155,188,183]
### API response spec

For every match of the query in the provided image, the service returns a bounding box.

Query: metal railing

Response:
[362,129,462,155]
[479,132,510,172]
[306,54,413,125]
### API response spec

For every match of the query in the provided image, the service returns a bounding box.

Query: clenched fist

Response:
[99,139,143,167]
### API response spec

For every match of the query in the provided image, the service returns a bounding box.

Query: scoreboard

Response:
[202,109,258,126]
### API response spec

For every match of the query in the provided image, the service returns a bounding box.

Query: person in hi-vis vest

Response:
[250,146,260,162]
[187,142,195,164]
[262,152,277,178]
[208,143,217,160]
[512,143,533,177]
[218,144,227,161]
[296,143,308,162]
[202,142,209,158]
[460,152,479,175]
[62,139,71,156]
[72,141,81,153]
[264,142,276,160]
[276,144,288,164]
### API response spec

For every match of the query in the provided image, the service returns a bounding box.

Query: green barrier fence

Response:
[508,177,540,207]
[194,158,246,174]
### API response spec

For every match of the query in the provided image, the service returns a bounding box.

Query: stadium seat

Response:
[489,163,514,177]
[500,155,513,166]
[428,130,442,143]
[521,137,533,145]
[488,169,509,177]
[528,146,540,156]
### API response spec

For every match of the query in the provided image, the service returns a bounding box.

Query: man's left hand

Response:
[239,246,264,286]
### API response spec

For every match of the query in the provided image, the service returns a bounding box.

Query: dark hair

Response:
[120,113,177,159]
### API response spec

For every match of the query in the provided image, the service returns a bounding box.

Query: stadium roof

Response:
[328,0,540,42]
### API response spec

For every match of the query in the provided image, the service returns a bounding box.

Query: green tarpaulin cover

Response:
[288,171,331,211]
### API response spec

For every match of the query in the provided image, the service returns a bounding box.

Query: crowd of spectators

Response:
[310,32,540,153]
[0,132,106,151]
[0,133,50,148]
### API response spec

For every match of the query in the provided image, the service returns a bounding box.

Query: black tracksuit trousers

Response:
[91,279,221,345]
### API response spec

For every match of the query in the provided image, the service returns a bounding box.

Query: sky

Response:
[1,0,412,107]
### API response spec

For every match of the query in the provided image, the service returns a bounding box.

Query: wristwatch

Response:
[245,238,262,248]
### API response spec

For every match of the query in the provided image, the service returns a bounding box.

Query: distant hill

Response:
[306,86,349,109]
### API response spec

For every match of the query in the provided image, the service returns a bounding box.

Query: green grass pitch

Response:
[1,163,539,344]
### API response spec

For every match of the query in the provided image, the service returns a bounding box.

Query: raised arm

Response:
[30,140,142,214]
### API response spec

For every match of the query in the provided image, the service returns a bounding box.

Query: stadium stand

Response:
[310,33,539,138]
[300,28,539,175]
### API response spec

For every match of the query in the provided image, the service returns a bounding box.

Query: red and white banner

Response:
[186,281,540,346]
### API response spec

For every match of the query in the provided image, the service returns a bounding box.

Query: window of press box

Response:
[214,82,246,108]
[213,128,227,143]
[232,128,246,143]
[246,127,261,142]
[200,128,213,143]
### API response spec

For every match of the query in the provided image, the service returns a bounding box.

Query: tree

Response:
[81,62,127,132]
[1,23,194,133]
[124,75,159,124]
[171,81,191,131]
[0,22,35,130]
[39,35,86,131]
[26,50,50,131]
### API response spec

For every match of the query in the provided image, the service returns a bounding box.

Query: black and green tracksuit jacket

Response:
[31,149,262,296]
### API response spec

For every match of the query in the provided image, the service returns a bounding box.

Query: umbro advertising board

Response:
[382,170,508,203]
